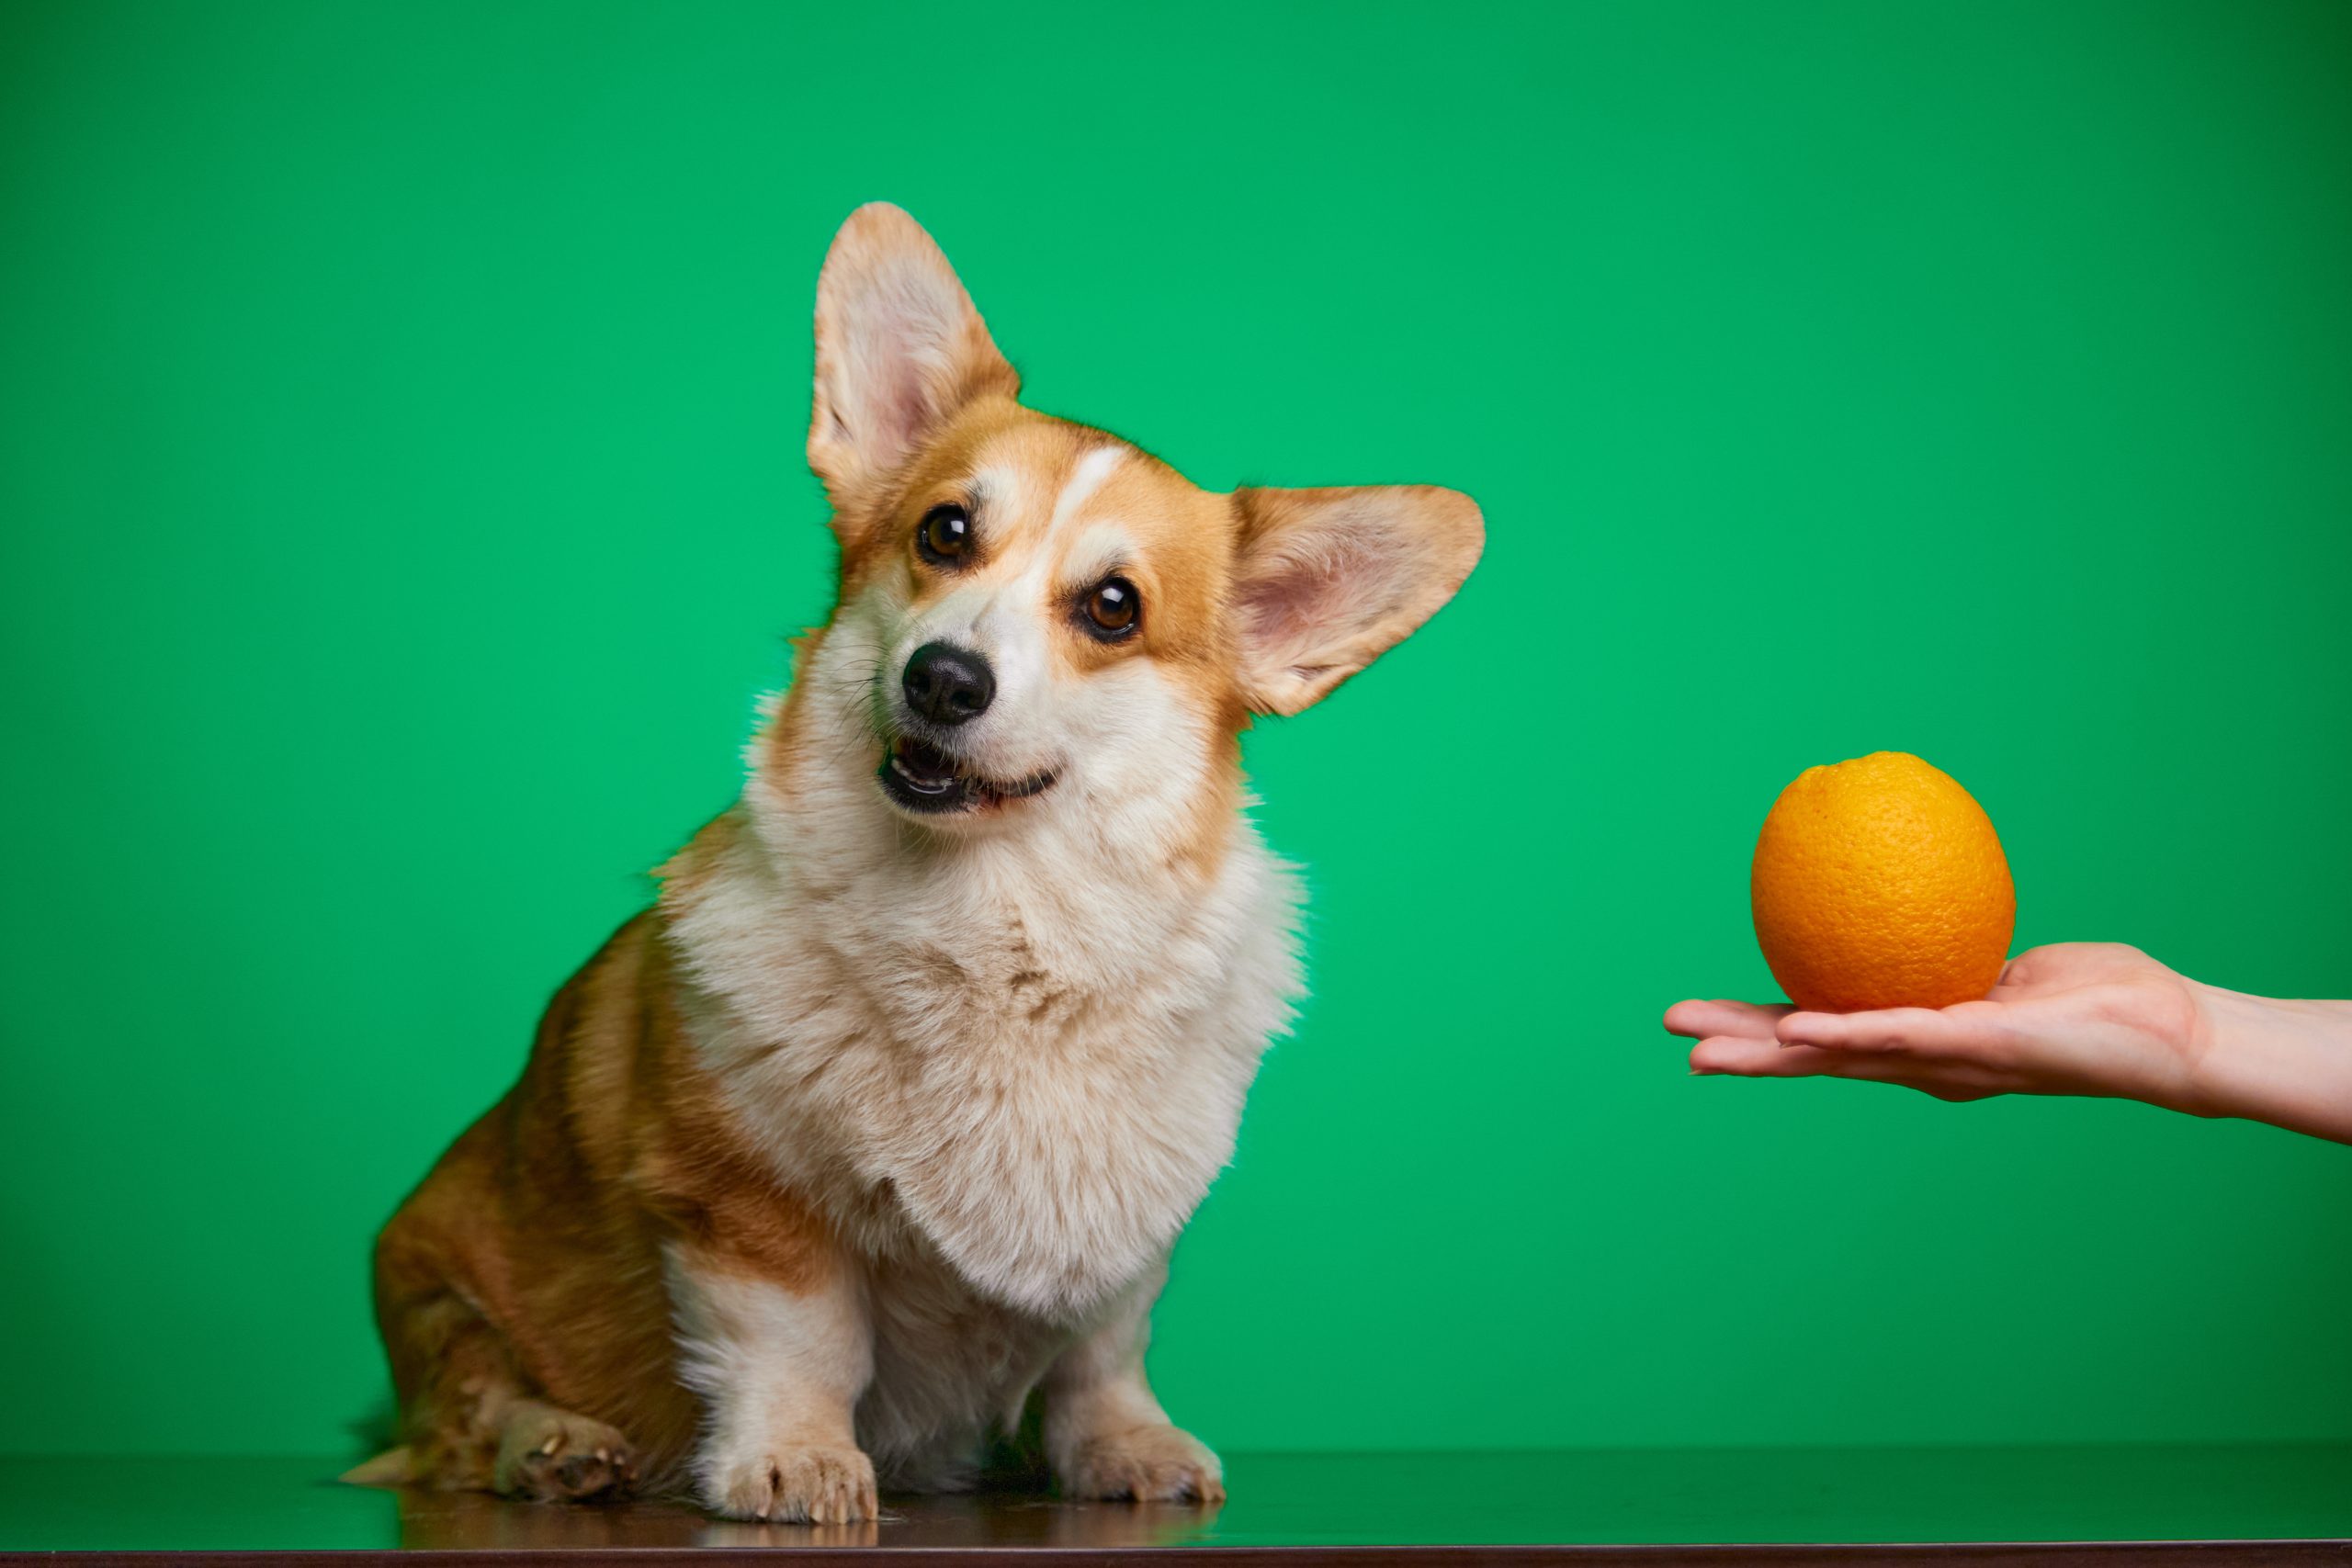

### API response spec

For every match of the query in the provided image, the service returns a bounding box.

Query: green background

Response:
[6,0,2350,1464]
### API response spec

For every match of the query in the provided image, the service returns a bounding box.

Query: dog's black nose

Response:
[902,641,995,726]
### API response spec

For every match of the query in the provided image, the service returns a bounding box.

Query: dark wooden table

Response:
[3,1448,2347,1564]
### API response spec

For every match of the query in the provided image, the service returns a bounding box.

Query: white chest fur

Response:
[662,741,1303,1321]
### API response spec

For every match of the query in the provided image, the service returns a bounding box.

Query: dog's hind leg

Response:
[488,1397,638,1502]
[365,1266,641,1503]
[366,1177,639,1502]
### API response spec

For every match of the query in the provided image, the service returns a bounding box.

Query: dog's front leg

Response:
[1044,1263,1225,1505]
[665,1240,876,1523]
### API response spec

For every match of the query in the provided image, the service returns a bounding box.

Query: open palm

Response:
[1664,942,2210,1109]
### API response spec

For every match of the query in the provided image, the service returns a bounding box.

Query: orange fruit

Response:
[1750,751,2016,1012]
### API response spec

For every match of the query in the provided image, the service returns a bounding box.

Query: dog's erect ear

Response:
[1227,484,1483,716]
[808,204,1019,511]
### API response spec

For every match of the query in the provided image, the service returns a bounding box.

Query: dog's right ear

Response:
[808,204,1020,520]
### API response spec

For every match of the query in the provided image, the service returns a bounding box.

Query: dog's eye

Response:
[917,504,972,565]
[1082,577,1140,638]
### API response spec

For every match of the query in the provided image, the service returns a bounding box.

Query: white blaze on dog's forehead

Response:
[952,448,1121,694]
[1046,446,1124,538]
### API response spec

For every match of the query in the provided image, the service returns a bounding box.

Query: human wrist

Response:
[2173,980,2262,1121]
[2177,982,2352,1143]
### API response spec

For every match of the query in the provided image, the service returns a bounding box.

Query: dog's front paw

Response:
[1060,1424,1225,1504]
[699,1442,877,1523]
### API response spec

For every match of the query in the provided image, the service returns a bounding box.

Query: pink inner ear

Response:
[1240,525,1408,658]
[1239,555,1340,643]
[1230,483,1480,710]
[841,281,961,460]
[885,378,932,453]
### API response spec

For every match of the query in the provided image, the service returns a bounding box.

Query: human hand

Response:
[1663,942,2211,1110]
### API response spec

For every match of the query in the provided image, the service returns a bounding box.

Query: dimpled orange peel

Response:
[1749,751,2016,1012]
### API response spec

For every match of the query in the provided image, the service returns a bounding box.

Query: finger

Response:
[1664,999,1793,1041]
[1777,1006,1997,1055]
[1691,1035,1993,1097]
[1688,1035,1850,1077]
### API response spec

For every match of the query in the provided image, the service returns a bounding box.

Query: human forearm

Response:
[2183,983,2352,1145]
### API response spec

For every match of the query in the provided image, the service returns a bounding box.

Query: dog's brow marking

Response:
[969,465,1021,510]
[1047,447,1123,537]
[1064,522,1137,587]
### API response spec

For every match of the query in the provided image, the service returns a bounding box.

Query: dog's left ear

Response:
[808,203,1020,513]
[1228,484,1484,716]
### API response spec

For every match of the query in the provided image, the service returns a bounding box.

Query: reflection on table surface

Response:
[394,1485,1219,1551]
[3,1447,2351,1552]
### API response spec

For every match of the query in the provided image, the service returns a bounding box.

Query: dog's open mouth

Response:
[877,737,1057,816]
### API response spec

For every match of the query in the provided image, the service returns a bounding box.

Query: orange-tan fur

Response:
[360,204,1481,1522]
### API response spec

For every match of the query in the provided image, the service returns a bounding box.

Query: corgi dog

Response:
[357,203,1481,1523]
